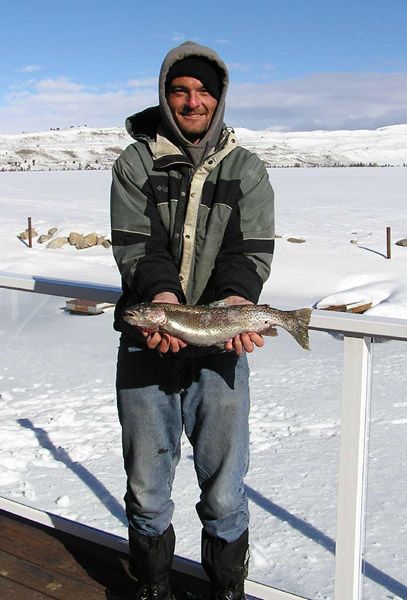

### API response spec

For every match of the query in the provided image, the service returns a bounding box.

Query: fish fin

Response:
[259,325,279,337]
[285,308,312,350]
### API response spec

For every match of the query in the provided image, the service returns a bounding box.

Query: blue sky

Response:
[1,0,406,133]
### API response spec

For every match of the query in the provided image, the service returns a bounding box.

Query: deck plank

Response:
[0,509,140,598]
[0,548,103,599]
[0,513,105,586]
[0,575,51,599]
[0,508,212,599]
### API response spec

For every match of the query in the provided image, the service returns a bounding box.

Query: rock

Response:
[84,232,98,246]
[75,232,98,249]
[47,237,68,249]
[395,238,407,247]
[38,234,53,244]
[75,238,88,249]
[97,236,112,248]
[18,228,38,240]
[69,232,83,246]
[287,237,306,244]
[48,227,58,235]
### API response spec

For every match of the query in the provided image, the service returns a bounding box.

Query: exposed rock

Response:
[287,237,306,244]
[38,234,53,244]
[75,232,98,249]
[84,232,97,246]
[395,238,407,247]
[18,228,38,240]
[28,228,111,249]
[75,237,88,250]
[47,237,68,249]
[69,232,83,246]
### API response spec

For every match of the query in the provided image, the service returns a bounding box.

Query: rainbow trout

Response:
[123,303,312,350]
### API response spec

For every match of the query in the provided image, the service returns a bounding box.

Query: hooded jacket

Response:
[158,40,228,167]
[111,41,275,338]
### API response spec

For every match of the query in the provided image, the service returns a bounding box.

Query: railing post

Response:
[334,335,372,600]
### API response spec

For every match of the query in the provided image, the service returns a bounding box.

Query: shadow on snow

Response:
[246,485,407,598]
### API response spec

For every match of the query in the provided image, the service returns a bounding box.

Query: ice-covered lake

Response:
[0,168,406,599]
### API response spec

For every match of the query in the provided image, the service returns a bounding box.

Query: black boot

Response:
[130,582,173,600]
[128,524,175,600]
[201,529,249,600]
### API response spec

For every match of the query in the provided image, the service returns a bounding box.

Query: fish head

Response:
[123,304,167,331]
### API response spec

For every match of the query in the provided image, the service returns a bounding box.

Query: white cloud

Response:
[0,78,158,133]
[226,71,407,131]
[19,65,41,73]
[127,78,157,89]
[1,71,406,134]
[35,77,85,93]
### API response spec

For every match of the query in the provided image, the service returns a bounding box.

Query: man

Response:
[111,41,274,600]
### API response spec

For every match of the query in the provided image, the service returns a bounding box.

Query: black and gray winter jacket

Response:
[111,42,275,336]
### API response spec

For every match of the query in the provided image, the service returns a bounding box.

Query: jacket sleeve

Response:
[110,146,185,302]
[212,152,275,303]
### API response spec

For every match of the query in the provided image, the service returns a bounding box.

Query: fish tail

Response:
[284,308,312,350]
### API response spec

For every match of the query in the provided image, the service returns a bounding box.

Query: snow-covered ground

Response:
[1,123,407,171]
[0,167,406,599]
[235,124,407,168]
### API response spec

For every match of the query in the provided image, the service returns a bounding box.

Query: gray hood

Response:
[158,40,229,166]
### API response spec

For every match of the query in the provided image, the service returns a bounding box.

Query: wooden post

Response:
[28,217,33,248]
[386,226,391,259]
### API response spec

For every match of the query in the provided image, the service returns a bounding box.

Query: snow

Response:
[0,165,406,600]
[235,124,407,167]
[1,123,407,171]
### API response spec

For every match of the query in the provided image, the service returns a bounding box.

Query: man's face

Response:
[166,76,218,143]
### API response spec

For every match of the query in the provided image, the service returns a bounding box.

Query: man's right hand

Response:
[142,292,187,353]
[222,295,265,355]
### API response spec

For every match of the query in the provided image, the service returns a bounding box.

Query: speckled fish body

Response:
[123,303,312,350]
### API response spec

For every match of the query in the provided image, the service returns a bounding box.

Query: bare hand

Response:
[143,331,187,353]
[151,292,180,304]
[225,332,264,355]
[222,295,264,355]
[222,295,253,306]
[141,292,187,353]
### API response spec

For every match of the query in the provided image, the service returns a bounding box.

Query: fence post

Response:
[386,226,391,259]
[334,335,372,600]
[28,217,33,248]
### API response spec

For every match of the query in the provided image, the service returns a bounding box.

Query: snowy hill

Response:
[0,124,406,171]
[235,124,407,168]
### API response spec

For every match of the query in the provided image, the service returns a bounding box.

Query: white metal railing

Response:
[1,271,407,600]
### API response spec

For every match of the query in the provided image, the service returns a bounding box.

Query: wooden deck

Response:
[0,508,211,599]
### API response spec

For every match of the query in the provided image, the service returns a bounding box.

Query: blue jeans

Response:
[116,341,250,543]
